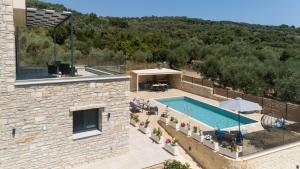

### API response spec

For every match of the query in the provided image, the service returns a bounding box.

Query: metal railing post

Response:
[227,89,229,98]
[286,103,288,120]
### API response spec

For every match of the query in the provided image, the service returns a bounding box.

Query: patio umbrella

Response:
[219,97,262,145]
[219,97,262,112]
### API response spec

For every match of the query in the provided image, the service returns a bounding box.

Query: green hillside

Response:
[22,0,300,103]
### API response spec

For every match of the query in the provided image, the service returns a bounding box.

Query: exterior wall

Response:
[169,74,182,89]
[13,0,25,9]
[0,1,130,168]
[130,72,137,91]
[159,121,300,169]
[0,80,130,169]
[0,0,15,93]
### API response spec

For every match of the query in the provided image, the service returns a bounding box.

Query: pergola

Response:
[15,7,74,75]
[131,68,182,92]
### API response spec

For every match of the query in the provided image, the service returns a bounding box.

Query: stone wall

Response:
[0,1,130,168]
[0,79,130,169]
[0,0,16,93]
[179,81,226,101]
[159,121,300,169]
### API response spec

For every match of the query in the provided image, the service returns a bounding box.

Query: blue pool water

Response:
[157,97,256,129]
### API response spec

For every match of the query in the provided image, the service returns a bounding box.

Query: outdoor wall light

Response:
[12,128,16,138]
[107,113,111,121]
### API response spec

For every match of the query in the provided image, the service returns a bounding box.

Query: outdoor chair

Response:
[130,101,141,112]
[147,106,158,115]
[130,98,144,112]
[143,101,158,115]
[47,65,58,75]
[59,64,71,75]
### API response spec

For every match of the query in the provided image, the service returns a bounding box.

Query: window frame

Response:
[72,108,100,134]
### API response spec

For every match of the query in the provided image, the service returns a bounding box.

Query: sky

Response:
[41,0,300,27]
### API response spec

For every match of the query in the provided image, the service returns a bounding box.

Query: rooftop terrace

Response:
[15,66,128,86]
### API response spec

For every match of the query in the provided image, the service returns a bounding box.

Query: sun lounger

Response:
[130,98,144,112]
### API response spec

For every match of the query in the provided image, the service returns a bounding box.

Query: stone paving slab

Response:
[73,126,174,169]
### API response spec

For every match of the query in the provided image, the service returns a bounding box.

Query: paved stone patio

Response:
[73,125,201,169]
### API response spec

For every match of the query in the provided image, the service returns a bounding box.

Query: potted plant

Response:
[179,122,192,136]
[169,117,179,131]
[164,138,179,156]
[203,135,219,151]
[163,160,191,169]
[139,119,151,134]
[150,127,163,144]
[218,142,239,159]
[160,113,170,124]
[130,114,139,127]
[191,126,204,142]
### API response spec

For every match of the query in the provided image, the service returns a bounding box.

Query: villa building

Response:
[0,0,130,169]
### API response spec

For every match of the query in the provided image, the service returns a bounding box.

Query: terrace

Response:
[125,70,300,169]
[14,7,126,86]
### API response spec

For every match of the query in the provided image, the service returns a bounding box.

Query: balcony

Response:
[14,7,128,86]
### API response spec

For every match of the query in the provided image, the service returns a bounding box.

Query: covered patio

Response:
[130,68,182,92]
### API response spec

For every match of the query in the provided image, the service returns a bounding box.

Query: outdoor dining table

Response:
[151,83,168,91]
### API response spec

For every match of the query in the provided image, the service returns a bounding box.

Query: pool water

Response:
[157,97,256,129]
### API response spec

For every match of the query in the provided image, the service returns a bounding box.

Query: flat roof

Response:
[131,68,182,75]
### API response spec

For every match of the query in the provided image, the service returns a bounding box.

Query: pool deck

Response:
[131,89,265,158]
[132,89,264,133]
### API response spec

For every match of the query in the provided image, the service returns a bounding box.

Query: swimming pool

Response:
[157,97,256,129]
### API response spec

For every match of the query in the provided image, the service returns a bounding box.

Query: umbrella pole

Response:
[237,111,243,145]
[238,111,241,134]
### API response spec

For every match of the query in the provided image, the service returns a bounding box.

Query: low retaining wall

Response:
[159,121,300,169]
[179,81,226,101]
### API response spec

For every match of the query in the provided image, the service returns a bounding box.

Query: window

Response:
[73,109,99,133]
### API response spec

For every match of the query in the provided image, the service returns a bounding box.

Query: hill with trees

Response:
[22,0,300,104]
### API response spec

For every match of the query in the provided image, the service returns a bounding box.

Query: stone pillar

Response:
[0,0,16,93]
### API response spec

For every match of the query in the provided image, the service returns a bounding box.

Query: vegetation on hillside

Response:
[22,0,300,104]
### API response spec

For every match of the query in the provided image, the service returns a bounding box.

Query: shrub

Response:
[156,127,163,139]
[170,116,175,122]
[153,127,163,139]
[172,138,179,146]
[174,119,179,124]
[145,119,150,127]
[131,114,139,123]
[193,126,198,133]
[163,160,191,169]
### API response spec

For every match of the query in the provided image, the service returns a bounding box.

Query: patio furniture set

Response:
[130,98,158,115]
[47,62,77,77]
[139,80,169,92]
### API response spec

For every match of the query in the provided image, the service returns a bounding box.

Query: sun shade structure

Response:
[131,68,182,76]
[26,8,72,28]
[219,97,262,112]
[131,68,182,92]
